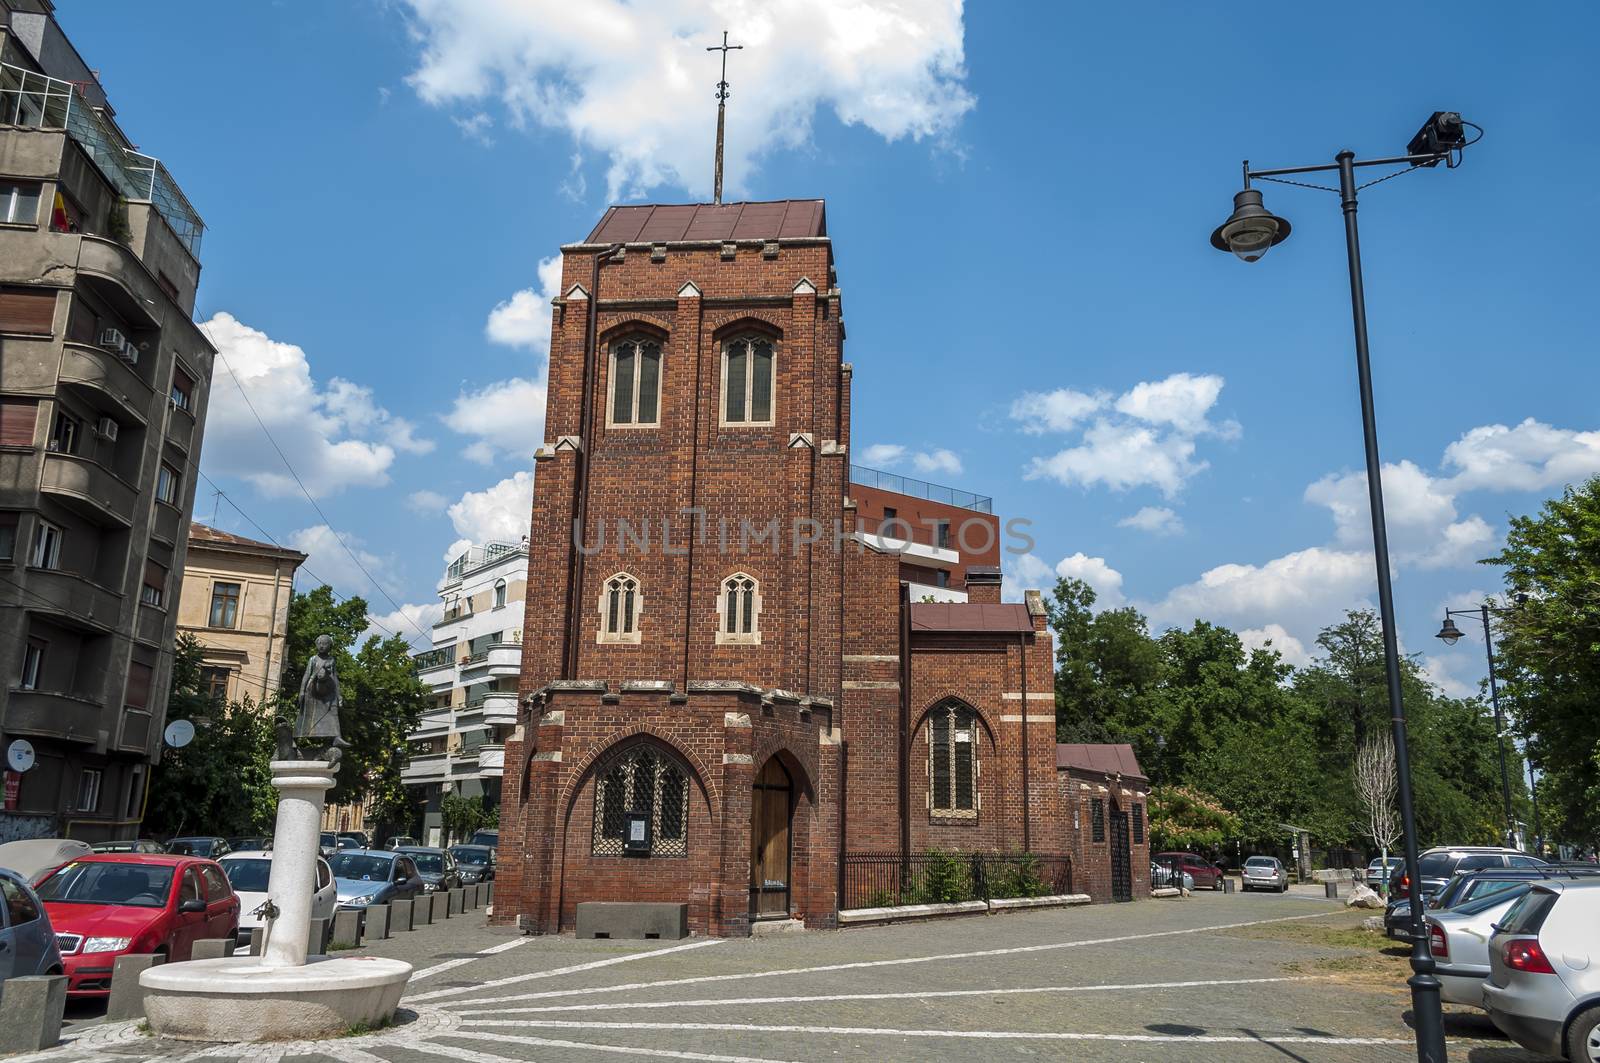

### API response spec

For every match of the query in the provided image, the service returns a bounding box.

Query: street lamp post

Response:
[1436,605,1517,847]
[1210,111,1479,1063]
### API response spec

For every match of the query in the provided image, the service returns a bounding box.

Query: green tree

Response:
[144,636,276,838]
[1148,785,1240,851]
[441,793,495,845]
[1048,577,1162,745]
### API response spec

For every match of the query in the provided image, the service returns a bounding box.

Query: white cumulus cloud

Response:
[485,256,563,352]
[1117,506,1184,536]
[861,443,964,478]
[443,377,548,465]
[1237,624,1311,668]
[860,443,907,467]
[1442,418,1600,493]
[287,524,389,596]
[1009,388,1106,434]
[1025,420,1204,497]
[399,0,975,201]
[407,489,449,515]
[1053,551,1126,608]
[1145,546,1373,636]
[447,470,535,553]
[1114,372,1237,437]
[912,448,963,476]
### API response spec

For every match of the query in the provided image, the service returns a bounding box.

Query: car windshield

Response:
[408,853,445,873]
[451,848,490,865]
[167,839,214,856]
[36,861,174,907]
[218,859,272,893]
[329,854,393,881]
[1244,857,1275,867]
[1455,884,1531,917]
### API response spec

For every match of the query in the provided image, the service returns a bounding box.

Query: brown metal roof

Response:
[1055,743,1148,782]
[586,199,826,244]
[189,522,308,562]
[909,603,1033,633]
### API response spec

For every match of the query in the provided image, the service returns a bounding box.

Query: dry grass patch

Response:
[1220,912,1412,990]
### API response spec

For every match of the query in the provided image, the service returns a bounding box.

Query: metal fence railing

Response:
[849,465,993,514]
[841,851,1072,910]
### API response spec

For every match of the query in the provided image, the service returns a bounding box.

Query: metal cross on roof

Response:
[706,30,743,204]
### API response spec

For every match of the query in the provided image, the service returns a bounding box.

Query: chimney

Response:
[965,566,1002,604]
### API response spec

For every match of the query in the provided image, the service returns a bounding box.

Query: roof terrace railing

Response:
[1,61,204,256]
[850,464,993,514]
[444,539,527,582]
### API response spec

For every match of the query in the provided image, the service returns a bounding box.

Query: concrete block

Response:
[332,909,362,948]
[448,888,464,916]
[835,900,986,926]
[105,953,165,1021]
[431,892,449,922]
[365,903,390,940]
[191,938,236,960]
[248,926,263,956]
[0,975,66,1053]
[306,917,329,956]
[414,893,433,925]
[575,901,689,940]
[485,881,494,904]
[391,898,414,931]
[466,884,480,908]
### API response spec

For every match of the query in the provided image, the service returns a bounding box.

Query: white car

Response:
[1242,855,1289,892]
[218,851,337,950]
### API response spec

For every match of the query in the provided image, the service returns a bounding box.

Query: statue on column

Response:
[275,635,350,766]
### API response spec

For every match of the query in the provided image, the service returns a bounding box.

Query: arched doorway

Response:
[749,757,792,918]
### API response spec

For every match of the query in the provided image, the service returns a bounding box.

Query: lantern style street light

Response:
[1436,605,1518,848]
[1210,111,1480,1063]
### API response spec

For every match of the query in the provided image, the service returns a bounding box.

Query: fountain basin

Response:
[139,955,413,1041]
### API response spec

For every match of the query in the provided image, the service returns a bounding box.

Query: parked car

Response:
[1430,884,1545,1006]
[394,847,464,893]
[336,832,369,850]
[1241,856,1288,892]
[1388,865,1600,940]
[0,868,63,989]
[219,850,337,950]
[318,833,343,858]
[1150,861,1193,891]
[0,838,93,884]
[468,830,499,848]
[1154,852,1224,891]
[1483,878,1600,1060]
[386,836,420,851]
[1385,847,1547,939]
[449,845,496,883]
[1365,856,1403,887]
[329,850,424,911]
[225,837,272,853]
[165,837,232,859]
[35,854,239,997]
[91,839,166,855]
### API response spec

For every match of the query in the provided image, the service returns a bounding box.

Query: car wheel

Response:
[1562,1002,1600,1063]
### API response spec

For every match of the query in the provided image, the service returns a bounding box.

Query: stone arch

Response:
[598,315,672,343]
[558,725,720,823]
[709,312,784,340]
[913,691,999,746]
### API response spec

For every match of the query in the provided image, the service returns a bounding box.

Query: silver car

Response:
[1483,878,1600,1060]
[1241,856,1288,892]
[1428,883,1539,1006]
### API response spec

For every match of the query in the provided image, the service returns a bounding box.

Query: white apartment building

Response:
[402,539,526,845]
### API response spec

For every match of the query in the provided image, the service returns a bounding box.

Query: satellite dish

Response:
[6,739,35,773]
[164,719,196,749]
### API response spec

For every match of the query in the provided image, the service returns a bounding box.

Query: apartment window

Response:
[20,638,45,690]
[30,520,62,569]
[49,190,80,233]
[598,573,641,644]
[77,769,103,813]
[0,181,40,225]
[716,572,761,645]
[140,559,168,608]
[493,579,507,608]
[125,765,145,820]
[935,520,951,549]
[592,745,689,857]
[170,365,194,412]
[721,335,775,424]
[608,336,662,426]
[928,701,979,819]
[0,511,16,562]
[1090,798,1106,843]
[200,666,231,703]
[883,506,897,521]
[125,661,153,712]
[210,581,241,628]
[0,397,39,446]
[156,462,180,504]
[935,570,950,589]
[48,410,80,454]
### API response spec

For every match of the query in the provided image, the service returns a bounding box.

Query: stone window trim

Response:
[926,700,980,820]
[606,335,664,428]
[493,578,508,609]
[591,743,691,857]
[597,571,643,644]
[714,571,762,645]
[719,334,777,427]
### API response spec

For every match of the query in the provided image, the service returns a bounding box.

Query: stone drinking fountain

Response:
[138,636,412,1041]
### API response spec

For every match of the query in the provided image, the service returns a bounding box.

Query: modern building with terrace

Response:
[849,465,999,602]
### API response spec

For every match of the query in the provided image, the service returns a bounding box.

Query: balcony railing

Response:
[445,539,527,582]
[412,647,455,673]
[850,464,992,513]
[0,62,204,256]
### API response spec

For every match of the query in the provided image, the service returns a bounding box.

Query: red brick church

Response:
[496,199,1150,936]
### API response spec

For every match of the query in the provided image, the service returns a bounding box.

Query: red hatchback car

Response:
[1154,851,1225,891]
[34,853,239,996]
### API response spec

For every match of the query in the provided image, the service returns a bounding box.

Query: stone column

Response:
[261,760,336,968]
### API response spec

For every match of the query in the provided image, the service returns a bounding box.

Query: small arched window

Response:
[609,336,662,426]
[715,572,761,645]
[721,335,774,425]
[592,745,690,857]
[928,701,979,819]
[493,579,507,608]
[598,572,642,644]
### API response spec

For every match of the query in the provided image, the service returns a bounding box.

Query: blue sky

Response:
[60,1,1600,692]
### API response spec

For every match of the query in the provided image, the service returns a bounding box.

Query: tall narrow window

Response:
[21,638,45,690]
[927,701,979,819]
[493,579,507,608]
[48,411,79,453]
[608,337,662,426]
[592,745,691,857]
[598,573,642,644]
[210,581,240,628]
[0,511,16,561]
[156,462,179,504]
[721,336,775,424]
[1132,803,1145,845]
[715,573,761,644]
[1090,798,1106,842]
[77,769,102,812]
[140,559,167,608]
[170,365,194,412]
[30,520,62,569]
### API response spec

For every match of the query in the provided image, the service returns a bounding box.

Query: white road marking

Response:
[408,938,726,1002]
[459,1018,1415,1045]
[419,1032,809,1063]
[410,936,533,982]
[318,1047,394,1063]
[452,975,1321,1014]
[436,910,1333,1008]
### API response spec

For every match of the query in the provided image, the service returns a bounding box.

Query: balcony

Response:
[165,403,194,454]
[850,464,993,514]
[150,502,181,545]
[41,452,136,528]
[135,601,167,647]
[410,708,451,739]
[21,568,122,628]
[476,745,505,778]
[4,688,105,743]
[852,529,958,569]
[76,239,165,327]
[906,581,967,604]
[59,343,151,424]
[459,643,522,680]
[401,752,451,785]
[444,540,528,584]
[480,692,518,726]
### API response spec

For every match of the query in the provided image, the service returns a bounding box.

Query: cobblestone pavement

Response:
[27,892,1551,1063]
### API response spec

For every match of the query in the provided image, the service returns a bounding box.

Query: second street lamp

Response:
[1436,604,1518,848]
[1210,110,1480,1063]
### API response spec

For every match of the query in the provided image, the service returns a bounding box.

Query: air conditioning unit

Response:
[116,340,139,366]
[95,416,119,441]
[99,327,128,350]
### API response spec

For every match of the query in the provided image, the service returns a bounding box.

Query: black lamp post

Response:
[1210,111,1479,1063]
[1436,605,1517,847]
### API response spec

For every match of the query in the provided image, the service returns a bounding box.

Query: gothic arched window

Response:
[721,335,775,425]
[715,572,761,644]
[609,336,662,426]
[592,745,690,856]
[598,573,642,644]
[928,701,979,819]
[493,579,507,608]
